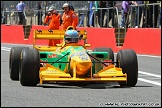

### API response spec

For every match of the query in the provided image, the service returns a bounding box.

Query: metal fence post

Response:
[34,11,36,25]
[107,8,109,28]
[78,10,80,26]
[30,11,32,26]
[153,4,155,28]
[83,9,85,27]
[93,9,96,27]
[9,10,11,25]
[137,6,139,27]
[130,7,132,27]
[100,9,102,27]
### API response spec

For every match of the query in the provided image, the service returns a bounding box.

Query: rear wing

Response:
[33,29,88,46]
[34,29,87,40]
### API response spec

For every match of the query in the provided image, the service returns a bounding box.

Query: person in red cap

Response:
[61,3,77,30]
[44,6,61,46]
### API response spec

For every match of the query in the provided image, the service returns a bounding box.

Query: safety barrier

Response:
[123,28,161,55]
[1,3,161,28]
[1,25,161,56]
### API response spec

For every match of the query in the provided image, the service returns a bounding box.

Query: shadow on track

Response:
[36,82,153,89]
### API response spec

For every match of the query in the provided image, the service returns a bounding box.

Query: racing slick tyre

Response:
[116,50,138,87]
[93,47,114,62]
[19,48,40,86]
[9,47,29,81]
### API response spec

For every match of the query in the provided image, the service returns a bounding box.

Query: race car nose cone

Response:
[70,52,92,76]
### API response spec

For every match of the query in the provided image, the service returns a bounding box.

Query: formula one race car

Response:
[9,26,138,87]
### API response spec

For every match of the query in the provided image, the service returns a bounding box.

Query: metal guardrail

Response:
[92,7,119,28]
[31,9,64,25]
[129,3,161,28]
[1,10,27,25]
[1,3,161,28]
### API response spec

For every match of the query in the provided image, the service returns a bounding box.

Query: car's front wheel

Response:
[116,49,138,87]
[19,48,40,86]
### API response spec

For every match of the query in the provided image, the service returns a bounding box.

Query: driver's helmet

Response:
[64,30,79,43]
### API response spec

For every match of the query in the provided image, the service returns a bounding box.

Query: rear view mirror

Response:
[84,44,91,47]
[79,35,83,40]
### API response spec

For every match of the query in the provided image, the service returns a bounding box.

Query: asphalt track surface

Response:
[1,43,161,107]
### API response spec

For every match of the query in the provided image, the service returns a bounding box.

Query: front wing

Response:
[39,64,127,84]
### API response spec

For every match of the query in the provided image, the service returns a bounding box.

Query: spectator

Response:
[1,8,5,24]
[120,1,137,28]
[78,6,86,27]
[44,6,61,46]
[61,3,77,30]
[87,1,98,27]
[98,1,107,27]
[37,1,43,25]
[16,1,29,25]
[130,1,136,28]
[149,1,159,28]
[104,1,116,28]
[135,1,143,28]
[142,1,150,28]
[89,1,94,27]
[94,1,99,27]
[158,1,161,28]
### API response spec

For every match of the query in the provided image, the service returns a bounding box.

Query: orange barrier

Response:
[1,25,161,56]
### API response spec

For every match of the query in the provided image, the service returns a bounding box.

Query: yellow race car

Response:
[9,26,138,87]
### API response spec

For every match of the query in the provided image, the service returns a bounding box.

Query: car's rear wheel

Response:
[116,50,138,87]
[9,47,28,80]
[19,48,40,86]
[93,47,114,62]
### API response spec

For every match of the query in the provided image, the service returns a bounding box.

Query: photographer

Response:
[44,6,61,46]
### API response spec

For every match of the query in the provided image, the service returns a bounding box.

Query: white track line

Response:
[145,78,161,79]
[114,53,161,58]
[1,47,10,51]
[138,78,161,86]
[1,47,11,50]
[136,54,161,58]
[138,71,161,78]
[1,43,33,46]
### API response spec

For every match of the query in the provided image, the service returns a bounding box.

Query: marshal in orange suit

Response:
[61,3,77,30]
[44,6,61,46]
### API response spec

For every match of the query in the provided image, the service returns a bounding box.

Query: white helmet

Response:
[63,3,69,8]
[48,6,55,12]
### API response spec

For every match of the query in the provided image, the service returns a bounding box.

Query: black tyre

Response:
[9,47,28,80]
[116,50,138,87]
[93,47,114,62]
[19,48,40,86]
